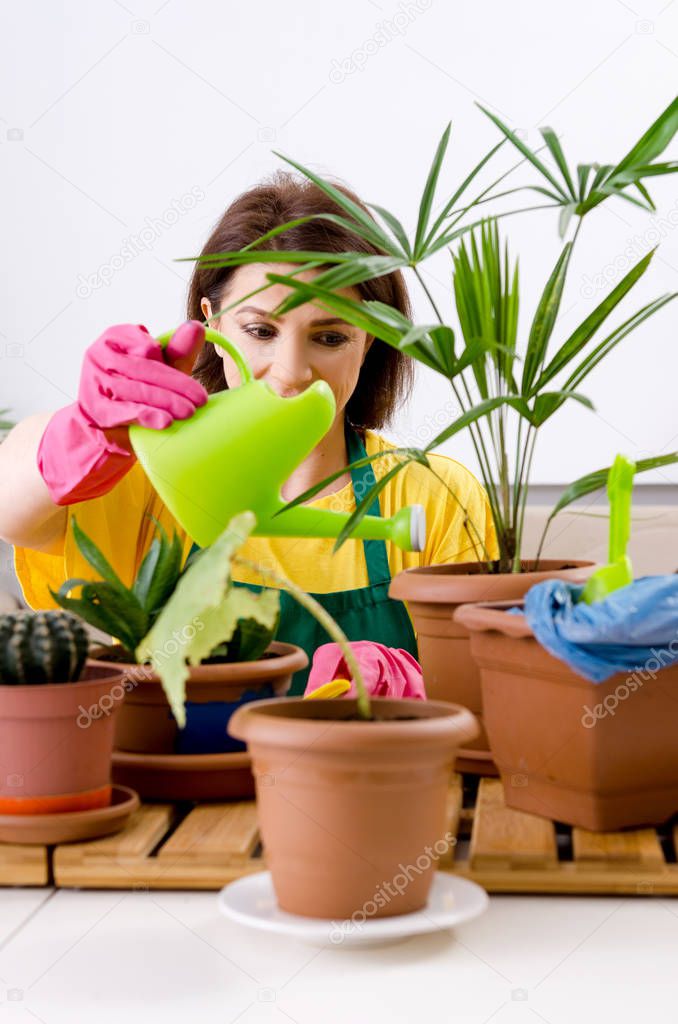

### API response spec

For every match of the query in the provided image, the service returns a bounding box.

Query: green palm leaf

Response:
[477,105,570,200]
[267,274,404,343]
[521,242,572,393]
[269,255,407,306]
[424,396,532,450]
[530,389,595,426]
[563,292,677,393]
[366,203,412,258]
[532,249,656,392]
[609,96,678,184]
[413,122,452,259]
[272,151,403,256]
[425,139,507,244]
[540,127,577,198]
[550,451,678,519]
[277,447,429,513]
[332,457,422,552]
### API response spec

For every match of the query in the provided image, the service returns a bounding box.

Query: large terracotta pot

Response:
[389,560,594,757]
[229,696,478,920]
[0,663,126,814]
[455,600,678,831]
[90,641,308,754]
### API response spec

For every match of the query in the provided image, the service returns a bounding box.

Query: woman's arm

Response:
[1,322,207,557]
[0,413,67,554]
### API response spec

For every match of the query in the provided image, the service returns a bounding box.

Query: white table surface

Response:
[0,887,677,1022]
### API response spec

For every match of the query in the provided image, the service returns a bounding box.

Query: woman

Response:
[1,171,497,694]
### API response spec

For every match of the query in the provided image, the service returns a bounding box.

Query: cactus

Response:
[0,610,89,685]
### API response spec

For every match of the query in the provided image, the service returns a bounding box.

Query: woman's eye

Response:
[244,324,275,340]
[315,332,348,347]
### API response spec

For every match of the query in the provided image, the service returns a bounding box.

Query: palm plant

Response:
[188,97,678,572]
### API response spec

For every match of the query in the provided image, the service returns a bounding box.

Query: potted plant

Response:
[189,97,678,758]
[454,597,678,831]
[0,608,128,815]
[145,511,478,920]
[52,516,307,755]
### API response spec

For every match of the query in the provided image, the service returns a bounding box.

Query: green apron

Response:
[186,422,418,698]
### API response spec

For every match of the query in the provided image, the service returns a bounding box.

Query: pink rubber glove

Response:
[305,641,427,700]
[38,322,208,505]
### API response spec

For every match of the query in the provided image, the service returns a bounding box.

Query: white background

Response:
[1,0,677,484]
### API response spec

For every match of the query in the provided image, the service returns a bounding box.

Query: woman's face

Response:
[200,263,373,419]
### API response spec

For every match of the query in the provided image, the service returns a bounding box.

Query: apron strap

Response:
[345,422,392,587]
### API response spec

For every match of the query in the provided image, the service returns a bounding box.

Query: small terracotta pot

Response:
[229,696,478,920]
[389,560,594,751]
[455,600,678,831]
[0,663,126,814]
[89,642,308,754]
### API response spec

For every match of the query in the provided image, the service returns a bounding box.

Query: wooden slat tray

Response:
[0,844,49,887]
[4,776,678,894]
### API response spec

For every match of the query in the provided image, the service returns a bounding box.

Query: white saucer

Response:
[218,871,489,948]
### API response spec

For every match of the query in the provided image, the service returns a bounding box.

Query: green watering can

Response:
[581,454,636,604]
[128,327,426,551]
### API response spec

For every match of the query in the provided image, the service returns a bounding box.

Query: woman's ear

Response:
[201,297,227,357]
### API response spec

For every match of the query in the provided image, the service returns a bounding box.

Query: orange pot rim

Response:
[89,640,308,685]
[229,696,479,752]
[0,664,126,695]
[454,600,535,639]
[389,560,595,603]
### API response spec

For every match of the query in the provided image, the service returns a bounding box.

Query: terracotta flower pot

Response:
[389,560,594,756]
[455,600,678,831]
[89,641,308,755]
[0,663,126,814]
[229,696,478,920]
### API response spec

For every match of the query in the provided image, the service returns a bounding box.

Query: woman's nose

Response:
[266,335,313,396]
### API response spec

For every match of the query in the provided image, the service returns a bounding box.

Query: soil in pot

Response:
[89,641,308,755]
[228,696,478,920]
[389,560,594,760]
[455,600,678,831]
[0,663,127,814]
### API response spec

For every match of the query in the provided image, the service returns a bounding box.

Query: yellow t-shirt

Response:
[14,430,498,611]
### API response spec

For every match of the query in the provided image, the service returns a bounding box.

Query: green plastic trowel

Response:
[581,454,636,605]
[128,326,426,552]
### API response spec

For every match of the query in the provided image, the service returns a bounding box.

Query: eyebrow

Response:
[234,305,351,327]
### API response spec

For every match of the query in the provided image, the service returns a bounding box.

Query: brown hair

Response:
[187,170,414,430]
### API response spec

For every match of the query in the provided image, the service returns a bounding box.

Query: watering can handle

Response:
[607,454,636,564]
[156,326,254,386]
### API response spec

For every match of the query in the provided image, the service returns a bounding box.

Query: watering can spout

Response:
[129,327,427,553]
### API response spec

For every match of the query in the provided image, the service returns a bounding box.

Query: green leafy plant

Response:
[188,97,678,571]
[51,517,279,663]
[136,512,370,725]
[51,516,185,655]
[0,409,14,431]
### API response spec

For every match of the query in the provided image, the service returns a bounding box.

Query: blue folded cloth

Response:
[515,576,678,683]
